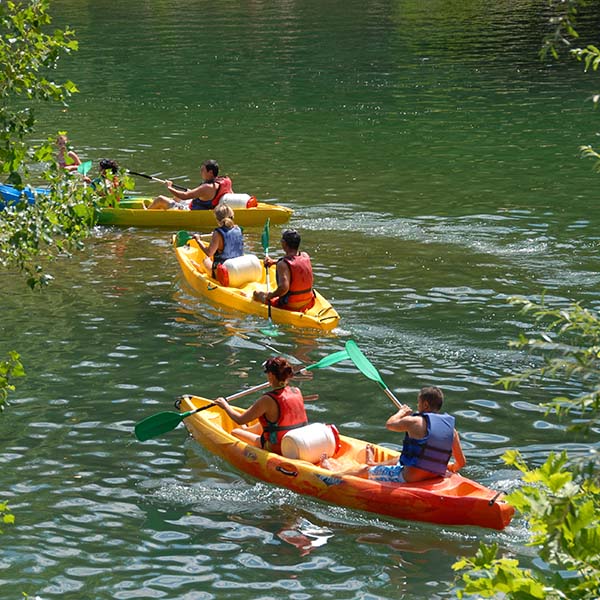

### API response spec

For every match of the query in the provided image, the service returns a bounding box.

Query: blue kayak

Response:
[0,183,49,208]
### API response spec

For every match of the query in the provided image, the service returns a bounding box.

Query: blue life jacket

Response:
[400,412,454,476]
[213,225,244,267]
[190,198,213,210]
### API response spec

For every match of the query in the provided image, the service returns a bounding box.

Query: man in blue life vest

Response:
[253,229,315,312]
[321,386,466,483]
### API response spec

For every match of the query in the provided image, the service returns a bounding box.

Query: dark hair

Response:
[263,356,294,382]
[281,229,301,250]
[99,158,119,174]
[202,159,219,177]
[418,386,444,411]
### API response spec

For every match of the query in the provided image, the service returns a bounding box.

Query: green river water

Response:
[1,1,599,598]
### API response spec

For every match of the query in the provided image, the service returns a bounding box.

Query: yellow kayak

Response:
[173,235,340,331]
[178,395,515,530]
[97,198,293,228]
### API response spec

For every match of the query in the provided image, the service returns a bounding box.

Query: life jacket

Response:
[259,386,308,454]
[90,175,121,204]
[212,225,244,274]
[399,412,455,476]
[276,252,315,311]
[189,176,233,210]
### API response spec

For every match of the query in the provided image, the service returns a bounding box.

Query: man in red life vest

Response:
[147,159,233,210]
[253,229,316,313]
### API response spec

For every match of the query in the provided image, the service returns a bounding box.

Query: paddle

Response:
[345,340,402,409]
[259,218,281,337]
[174,230,211,248]
[134,348,350,441]
[127,170,188,191]
[77,160,93,176]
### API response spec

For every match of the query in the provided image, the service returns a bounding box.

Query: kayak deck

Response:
[173,236,340,331]
[97,198,292,227]
[179,395,514,530]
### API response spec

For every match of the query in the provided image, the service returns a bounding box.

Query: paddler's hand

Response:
[253,290,269,303]
[212,397,229,410]
[263,257,276,268]
[395,404,413,418]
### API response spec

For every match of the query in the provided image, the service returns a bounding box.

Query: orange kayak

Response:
[179,395,515,530]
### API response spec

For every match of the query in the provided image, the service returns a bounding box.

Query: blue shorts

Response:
[368,464,406,483]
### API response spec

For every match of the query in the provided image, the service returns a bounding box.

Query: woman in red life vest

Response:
[212,357,308,455]
[147,159,233,210]
[253,229,316,312]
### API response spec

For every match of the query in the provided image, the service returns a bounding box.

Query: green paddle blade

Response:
[134,409,189,441]
[305,349,349,371]
[261,218,270,253]
[175,230,192,247]
[260,322,282,337]
[345,340,386,388]
[77,160,93,175]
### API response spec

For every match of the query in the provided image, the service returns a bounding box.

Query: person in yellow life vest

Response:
[253,229,316,312]
[146,159,233,210]
[212,357,308,455]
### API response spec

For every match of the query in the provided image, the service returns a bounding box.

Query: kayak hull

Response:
[173,236,340,331]
[0,184,293,227]
[97,198,292,228]
[0,183,47,208]
[179,395,515,530]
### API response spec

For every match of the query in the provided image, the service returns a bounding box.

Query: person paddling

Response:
[253,229,315,313]
[322,386,466,483]
[84,159,121,197]
[193,204,244,276]
[146,159,233,210]
[212,357,308,455]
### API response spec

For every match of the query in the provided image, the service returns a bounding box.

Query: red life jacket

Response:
[259,386,308,454]
[210,176,233,207]
[189,176,234,210]
[277,252,315,311]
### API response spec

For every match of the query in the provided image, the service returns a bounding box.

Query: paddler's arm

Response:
[213,394,271,426]
[254,260,290,303]
[64,150,82,172]
[165,181,212,201]
[385,404,421,435]
[193,231,222,259]
[447,430,466,473]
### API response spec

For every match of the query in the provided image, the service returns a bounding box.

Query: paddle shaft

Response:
[135,350,349,441]
[182,380,273,416]
[127,170,188,191]
[262,219,276,326]
[382,384,403,409]
[265,259,274,322]
[183,365,325,415]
